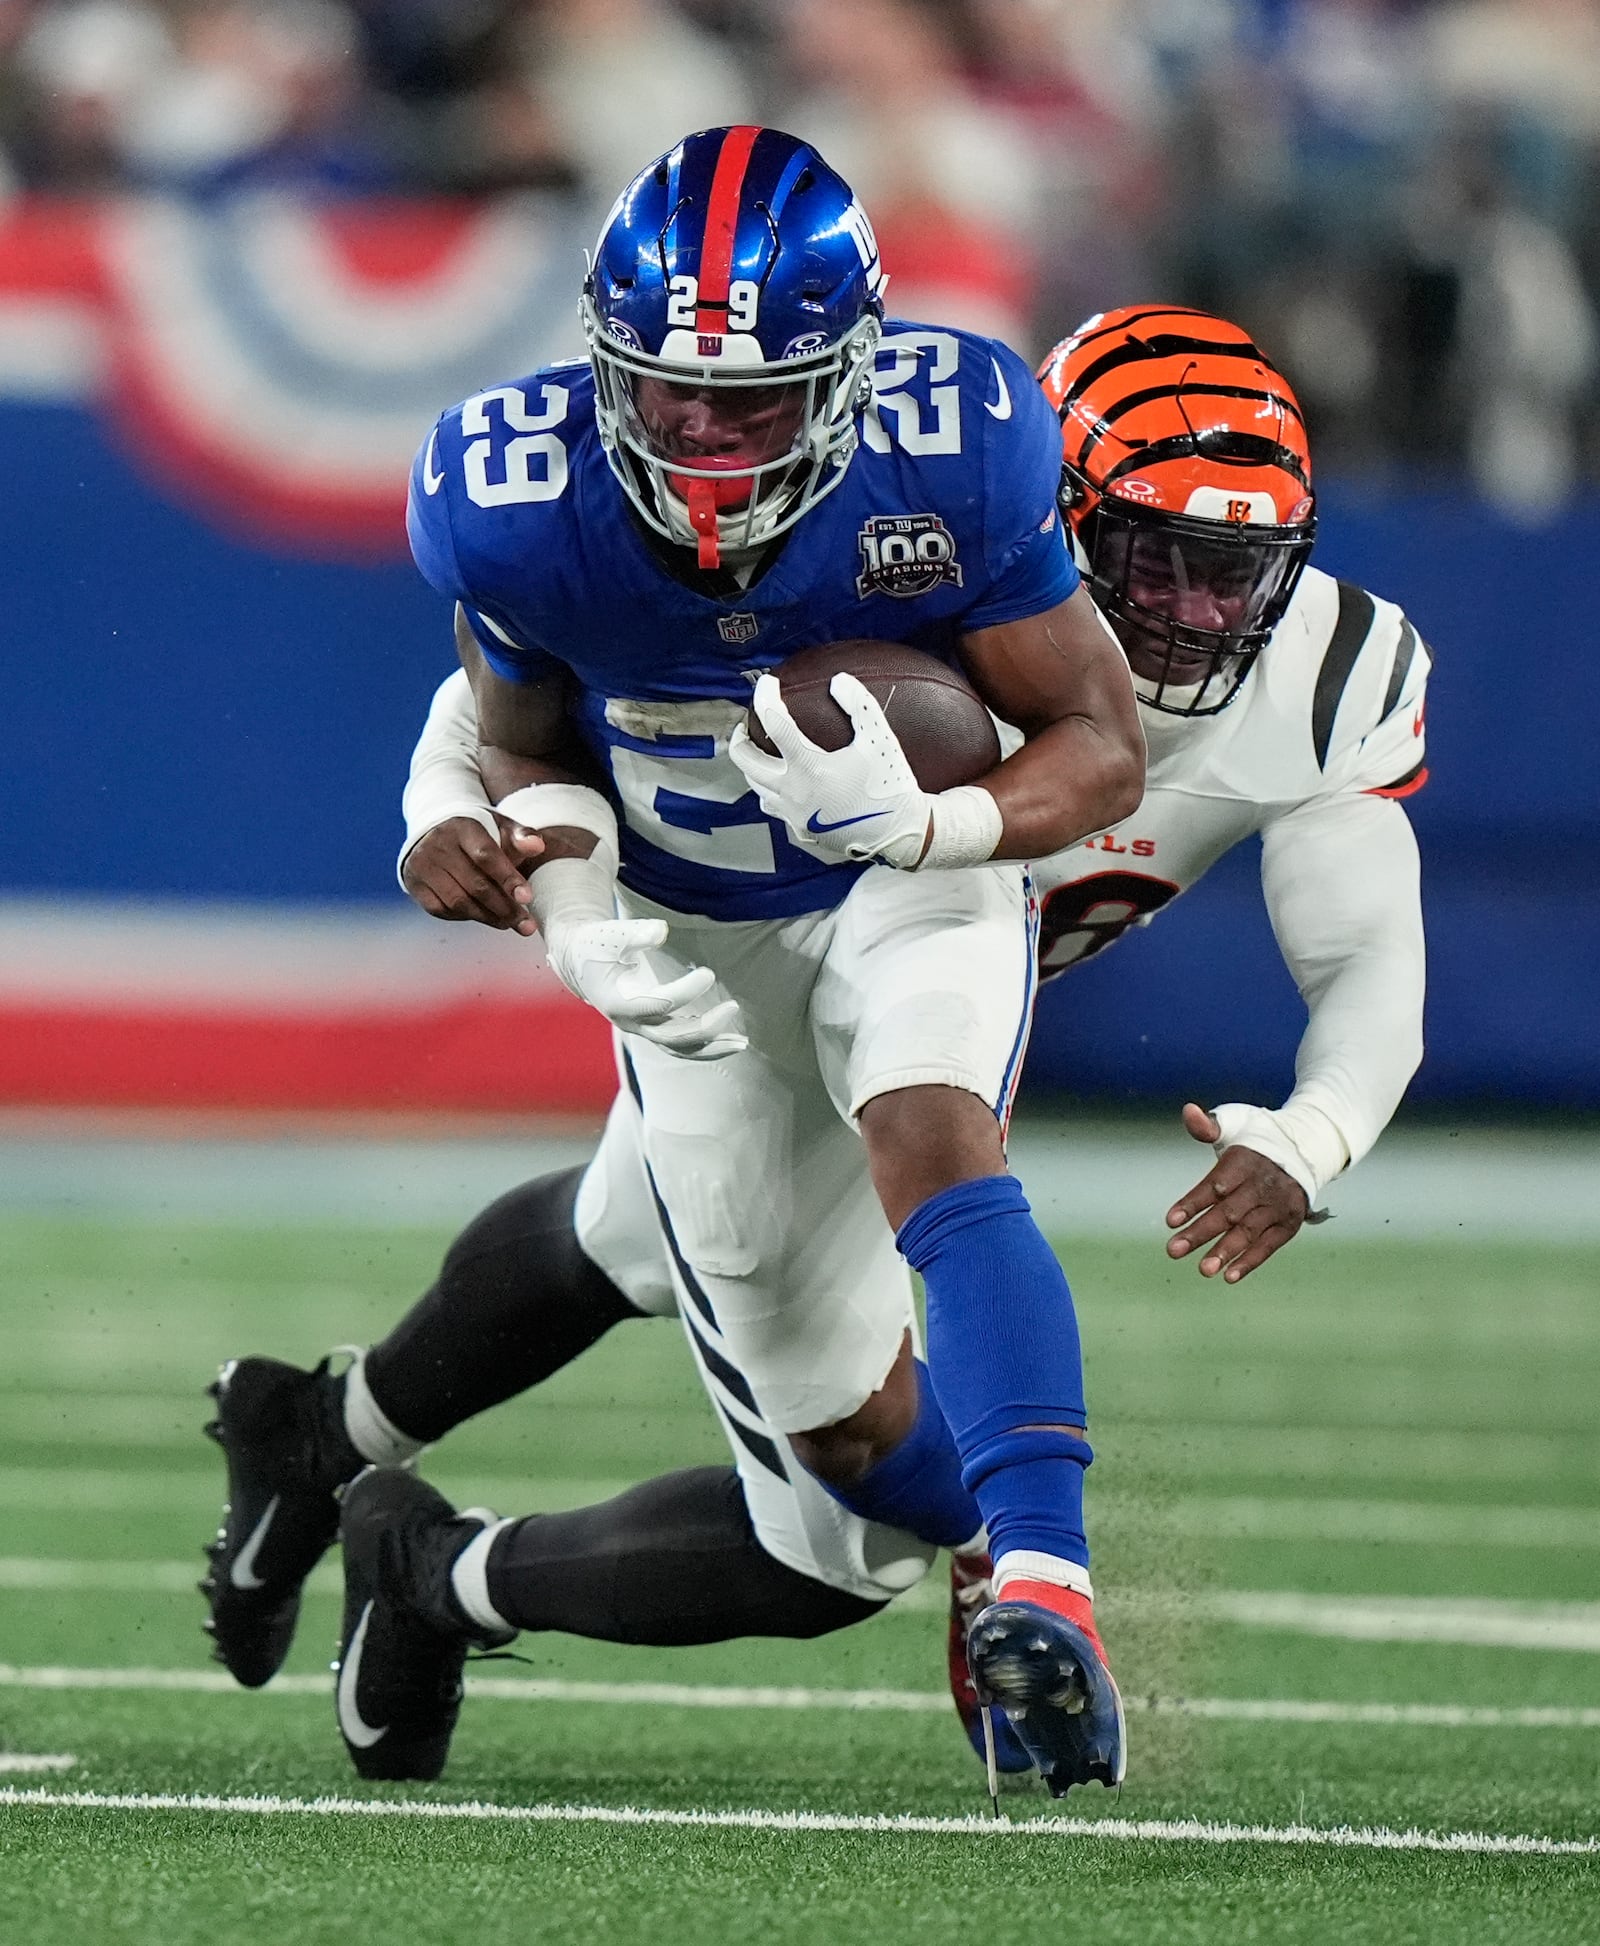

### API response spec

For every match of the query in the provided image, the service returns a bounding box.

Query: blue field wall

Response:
[4,400,1592,1106]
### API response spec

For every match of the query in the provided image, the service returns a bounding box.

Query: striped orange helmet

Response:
[1038,306,1316,715]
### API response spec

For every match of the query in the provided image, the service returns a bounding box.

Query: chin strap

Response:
[686,478,722,570]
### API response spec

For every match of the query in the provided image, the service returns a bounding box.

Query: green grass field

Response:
[2,1199,1597,1943]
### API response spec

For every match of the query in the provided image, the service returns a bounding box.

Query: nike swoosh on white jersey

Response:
[229,1494,281,1591]
[336,1602,388,1749]
[422,431,444,496]
[984,359,1012,420]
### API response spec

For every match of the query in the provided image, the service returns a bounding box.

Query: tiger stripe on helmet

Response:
[1038,304,1319,718]
[1039,306,1312,525]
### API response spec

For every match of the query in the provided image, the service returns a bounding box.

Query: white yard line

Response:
[11,1552,1600,1655]
[3,1121,1597,1240]
[0,1755,74,1773]
[1194,1498,1600,1548]
[0,1785,1594,1856]
[5,1480,1597,1603]
[0,1467,635,1515]
[11,1551,1600,1655]
[1211,1591,1600,1653]
[0,1558,341,1594]
[2,1663,1598,1730]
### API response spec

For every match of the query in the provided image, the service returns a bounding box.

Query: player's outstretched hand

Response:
[1164,1101,1310,1282]
[540,910,747,1061]
[402,814,544,935]
[729,673,933,869]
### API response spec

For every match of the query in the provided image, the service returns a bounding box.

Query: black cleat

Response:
[966,1600,1126,1798]
[200,1355,363,1688]
[335,1466,512,1783]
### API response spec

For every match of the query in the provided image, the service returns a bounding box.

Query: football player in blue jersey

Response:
[199,285,1430,1798]
[231,126,1144,1795]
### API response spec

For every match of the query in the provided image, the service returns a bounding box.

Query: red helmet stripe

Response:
[695,124,762,331]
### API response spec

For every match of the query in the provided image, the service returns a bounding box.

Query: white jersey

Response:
[1030,563,1430,1187]
[1032,564,1429,974]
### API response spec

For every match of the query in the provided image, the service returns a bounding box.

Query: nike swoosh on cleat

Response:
[806,809,886,834]
[336,1602,388,1749]
[984,358,1012,420]
[422,431,444,496]
[229,1495,281,1591]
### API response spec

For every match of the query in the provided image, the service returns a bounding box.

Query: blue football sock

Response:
[806,1357,981,1550]
[897,1173,1092,1570]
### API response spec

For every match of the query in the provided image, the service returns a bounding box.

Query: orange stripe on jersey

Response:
[695,124,761,331]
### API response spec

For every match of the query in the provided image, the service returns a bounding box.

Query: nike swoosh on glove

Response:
[728,672,933,868]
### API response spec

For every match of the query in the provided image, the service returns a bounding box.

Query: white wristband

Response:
[1209,1099,1350,1205]
[528,853,620,933]
[398,670,497,886]
[495,783,621,879]
[916,786,1004,871]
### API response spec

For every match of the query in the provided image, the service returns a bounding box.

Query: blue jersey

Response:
[407,321,1077,920]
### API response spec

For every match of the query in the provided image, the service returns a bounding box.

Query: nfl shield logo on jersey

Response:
[855,514,964,599]
[717,612,760,645]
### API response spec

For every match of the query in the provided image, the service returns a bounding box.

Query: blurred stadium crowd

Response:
[1,0,1596,512]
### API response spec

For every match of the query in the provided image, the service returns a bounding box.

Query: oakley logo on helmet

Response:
[856,513,963,599]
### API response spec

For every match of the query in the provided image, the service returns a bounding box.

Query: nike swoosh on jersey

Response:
[229,1494,281,1591]
[984,359,1012,420]
[422,432,444,496]
[807,808,887,834]
[336,1602,388,1749]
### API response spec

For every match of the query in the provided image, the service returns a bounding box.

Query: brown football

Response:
[746,640,1001,792]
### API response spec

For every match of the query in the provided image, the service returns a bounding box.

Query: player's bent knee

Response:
[789,1399,914,1487]
[860,1084,1007,1231]
[766,1569,888,1638]
[787,1332,919,1486]
[788,1420,876,1487]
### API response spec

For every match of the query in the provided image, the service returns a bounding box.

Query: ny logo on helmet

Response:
[840,200,887,296]
[856,514,963,599]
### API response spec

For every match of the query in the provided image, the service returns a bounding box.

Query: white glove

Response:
[728,672,1002,870]
[531,858,746,1060]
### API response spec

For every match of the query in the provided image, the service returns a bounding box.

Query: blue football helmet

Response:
[582,126,886,567]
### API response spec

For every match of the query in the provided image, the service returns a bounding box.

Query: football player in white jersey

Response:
[1034,304,1427,1285]
[198,304,1427,1788]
